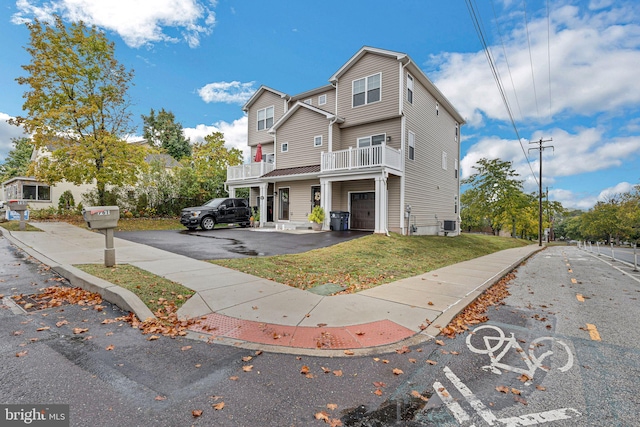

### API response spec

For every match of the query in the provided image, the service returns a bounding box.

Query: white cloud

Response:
[0,113,30,162]
[460,126,640,194]
[183,116,249,161]
[551,181,635,210]
[12,0,217,48]
[198,81,256,104]
[430,3,640,125]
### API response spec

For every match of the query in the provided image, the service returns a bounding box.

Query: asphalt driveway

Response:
[115,227,368,260]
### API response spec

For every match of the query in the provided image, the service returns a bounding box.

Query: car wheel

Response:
[200,216,215,230]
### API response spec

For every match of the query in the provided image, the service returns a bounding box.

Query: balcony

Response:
[321,144,402,173]
[227,162,275,182]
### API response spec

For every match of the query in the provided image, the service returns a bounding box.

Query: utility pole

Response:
[529,138,553,246]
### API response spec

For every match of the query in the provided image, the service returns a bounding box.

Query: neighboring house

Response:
[226,46,465,235]
[2,140,177,210]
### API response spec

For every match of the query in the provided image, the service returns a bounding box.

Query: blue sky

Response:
[1,0,639,210]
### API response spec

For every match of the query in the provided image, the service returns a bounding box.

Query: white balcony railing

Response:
[227,162,275,181]
[321,144,402,173]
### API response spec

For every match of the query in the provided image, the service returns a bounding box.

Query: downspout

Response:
[399,58,411,235]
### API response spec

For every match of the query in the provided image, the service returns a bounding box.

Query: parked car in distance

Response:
[180,198,251,231]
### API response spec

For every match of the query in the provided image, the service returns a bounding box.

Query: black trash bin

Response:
[329,211,350,231]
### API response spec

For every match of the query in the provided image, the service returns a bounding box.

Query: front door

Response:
[279,188,290,220]
[267,195,274,222]
[311,186,321,211]
[350,192,375,230]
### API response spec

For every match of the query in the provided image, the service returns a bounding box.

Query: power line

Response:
[464,0,539,187]
[523,0,540,117]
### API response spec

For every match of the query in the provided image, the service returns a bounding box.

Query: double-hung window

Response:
[352,73,381,107]
[408,131,415,160]
[407,74,414,104]
[257,106,274,131]
[314,135,322,147]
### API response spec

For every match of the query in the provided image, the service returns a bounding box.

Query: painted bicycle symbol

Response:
[466,325,573,379]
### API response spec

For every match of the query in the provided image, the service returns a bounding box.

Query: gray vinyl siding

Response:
[275,107,327,169]
[403,69,460,228]
[247,91,286,147]
[337,117,402,151]
[336,53,400,126]
[315,89,336,114]
[387,175,401,233]
[274,179,319,222]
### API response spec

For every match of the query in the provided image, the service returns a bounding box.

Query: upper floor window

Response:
[281,142,289,152]
[352,73,381,107]
[454,159,459,178]
[318,94,327,105]
[314,135,323,147]
[455,123,459,142]
[407,74,414,104]
[442,151,448,170]
[436,102,439,116]
[304,98,312,105]
[357,134,385,147]
[257,106,274,131]
[408,131,415,160]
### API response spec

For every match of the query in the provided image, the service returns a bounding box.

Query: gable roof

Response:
[242,85,290,112]
[329,46,465,125]
[268,101,344,133]
[290,84,335,102]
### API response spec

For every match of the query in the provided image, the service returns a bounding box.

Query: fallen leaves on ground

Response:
[72,327,88,334]
[426,359,437,365]
[16,350,28,357]
[242,365,253,372]
[343,350,354,356]
[212,402,225,410]
[192,409,203,417]
[411,390,429,402]
[395,346,411,354]
[440,273,514,338]
[392,368,404,375]
[105,344,115,351]
[154,396,166,401]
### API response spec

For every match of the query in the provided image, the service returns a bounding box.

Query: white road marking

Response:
[435,366,581,426]
[433,381,470,423]
[444,366,498,425]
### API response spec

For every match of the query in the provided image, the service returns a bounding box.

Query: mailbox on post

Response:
[82,206,120,267]
[8,200,29,230]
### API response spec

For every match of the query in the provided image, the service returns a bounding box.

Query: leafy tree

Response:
[581,196,627,244]
[11,16,147,205]
[179,132,243,204]
[0,137,34,182]
[461,158,526,235]
[142,108,192,160]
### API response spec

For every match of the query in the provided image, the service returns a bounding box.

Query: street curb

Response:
[423,244,545,339]
[0,225,155,322]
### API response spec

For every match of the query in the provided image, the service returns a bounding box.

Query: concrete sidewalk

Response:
[1,222,541,355]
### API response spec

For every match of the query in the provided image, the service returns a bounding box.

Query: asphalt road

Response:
[3,235,640,426]
[115,228,369,259]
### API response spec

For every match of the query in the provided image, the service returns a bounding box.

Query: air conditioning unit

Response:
[443,220,456,231]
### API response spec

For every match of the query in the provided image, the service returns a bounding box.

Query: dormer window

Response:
[352,73,381,107]
[257,106,274,131]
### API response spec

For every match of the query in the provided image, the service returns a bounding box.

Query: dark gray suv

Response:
[180,198,251,231]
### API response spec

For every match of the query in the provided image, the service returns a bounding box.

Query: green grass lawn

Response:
[212,233,532,293]
[0,221,43,232]
[75,263,194,312]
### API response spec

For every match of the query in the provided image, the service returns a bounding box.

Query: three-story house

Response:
[226,46,465,235]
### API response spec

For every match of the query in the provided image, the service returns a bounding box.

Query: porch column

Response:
[375,174,388,234]
[320,178,332,230]
[259,182,268,226]
[228,186,236,198]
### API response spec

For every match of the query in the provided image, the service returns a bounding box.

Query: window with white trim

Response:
[314,135,322,147]
[442,151,448,170]
[281,142,289,152]
[408,131,415,160]
[455,123,459,142]
[257,106,274,131]
[436,102,439,116]
[304,98,312,105]
[454,195,458,214]
[454,159,459,178]
[352,73,381,107]
[407,74,414,104]
[318,94,327,105]
[357,134,385,147]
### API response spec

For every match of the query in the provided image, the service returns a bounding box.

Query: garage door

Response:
[350,192,375,230]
